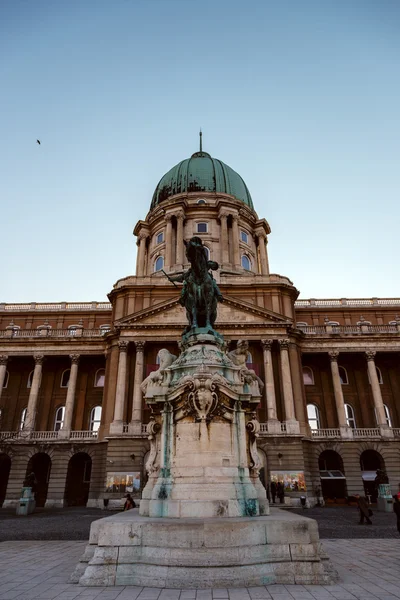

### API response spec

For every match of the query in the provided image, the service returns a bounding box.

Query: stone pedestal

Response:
[73,509,337,587]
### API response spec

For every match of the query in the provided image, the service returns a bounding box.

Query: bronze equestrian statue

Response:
[165,237,223,333]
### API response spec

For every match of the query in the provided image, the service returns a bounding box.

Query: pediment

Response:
[116,296,291,329]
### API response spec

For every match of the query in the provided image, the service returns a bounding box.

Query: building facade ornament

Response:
[0,355,8,366]
[365,350,377,361]
[278,339,290,350]
[69,354,80,364]
[328,350,340,362]
[134,341,145,352]
[118,340,129,352]
[33,354,45,365]
[261,339,273,351]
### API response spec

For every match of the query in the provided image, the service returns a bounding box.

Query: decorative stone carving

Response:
[261,339,273,351]
[365,350,376,361]
[328,350,340,362]
[134,340,145,352]
[33,354,44,365]
[246,413,261,477]
[118,340,129,352]
[145,417,161,476]
[278,339,290,350]
[141,349,177,395]
[227,340,264,395]
[0,355,8,366]
[187,376,218,422]
[69,354,80,364]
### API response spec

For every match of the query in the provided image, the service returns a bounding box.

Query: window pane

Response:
[241,255,251,270]
[155,256,164,272]
[303,367,314,385]
[197,222,207,233]
[61,370,70,388]
[156,232,163,244]
[54,406,65,431]
[90,406,102,432]
[95,369,105,387]
[339,367,348,385]
[241,231,248,243]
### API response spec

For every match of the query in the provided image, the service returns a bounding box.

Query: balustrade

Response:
[311,428,341,438]
[352,428,380,438]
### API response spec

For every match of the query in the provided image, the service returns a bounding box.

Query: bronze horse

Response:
[168,237,223,332]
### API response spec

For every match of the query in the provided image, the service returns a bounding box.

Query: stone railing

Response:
[0,328,107,339]
[311,428,341,438]
[295,298,400,308]
[0,302,112,311]
[298,324,399,335]
[141,424,148,435]
[352,428,381,438]
[0,430,98,442]
[393,428,400,438]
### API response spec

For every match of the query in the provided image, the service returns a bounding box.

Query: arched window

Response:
[344,404,356,428]
[296,322,309,328]
[27,370,34,388]
[54,406,65,431]
[241,231,249,244]
[375,405,392,427]
[20,408,27,430]
[89,406,102,432]
[154,256,164,272]
[156,231,164,244]
[197,198,206,205]
[197,222,208,233]
[339,366,348,385]
[307,404,321,430]
[303,367,314,385]
[241,255,251,271]
[11,325,21,337]
[94,369,105,387]
[61,369,70,388]
[204,246,210,260]
[100,324,111,335]
[68,325,79,336]
[3,371,9,388]
[246,352,253,365]
[367,366,383,385]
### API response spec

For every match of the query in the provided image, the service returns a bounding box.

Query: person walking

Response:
[270,481,277,504]
[355,494,372,524]
[393,496,400,534]
[277,481,285,504]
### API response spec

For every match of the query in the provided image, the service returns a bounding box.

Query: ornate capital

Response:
[164,214,173,223]
[175,210,185,221]
[118,341,129,352]
[255,230,267,240]
[232,214,239,223]
[134,341,145,353]
[33,354,45,365]
[365,350,376,362]
[219,211,229,221]
[261,339,273,351]
[328,350,339,362]
[69,354,80,365]
[0,355,8,366]
[138,231,149,241]
[278,339,290,350]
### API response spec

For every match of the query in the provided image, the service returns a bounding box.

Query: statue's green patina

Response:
[164,236,223,334]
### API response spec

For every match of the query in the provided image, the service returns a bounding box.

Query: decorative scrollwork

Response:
[188,377,218,422]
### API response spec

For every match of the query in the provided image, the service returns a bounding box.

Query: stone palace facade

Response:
[1,146,399,508]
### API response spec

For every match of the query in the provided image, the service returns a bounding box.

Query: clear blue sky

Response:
[1,0,399,302]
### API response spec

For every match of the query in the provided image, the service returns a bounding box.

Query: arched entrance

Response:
[0,453,11,507]
[360,450,385,502]
[318,450,347,502]
[64,453,92,506]
[25,453,52,507]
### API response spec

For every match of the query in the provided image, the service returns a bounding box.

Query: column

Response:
[176,211,185,265]
[219,212,229,264]
[110,341,129,434]
[25,354,44,430]
[328,351,348,432]
[278,340,296,422]
[130,341,145,431]
[61,354,80,435]
[136,233,148,277]
[365,351,387,427]
[0,355,8,400]
[165,215,173,268]
[261,340,277,421]
[257,231,269,275]
[232,214,240,266]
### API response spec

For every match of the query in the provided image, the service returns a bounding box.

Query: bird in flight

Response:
[36,139,41,145]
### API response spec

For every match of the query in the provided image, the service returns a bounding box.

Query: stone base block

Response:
[75,508,338,588]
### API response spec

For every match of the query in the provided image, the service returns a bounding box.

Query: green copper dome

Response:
[151,150,254,210]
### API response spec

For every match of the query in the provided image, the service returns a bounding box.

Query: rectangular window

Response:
[241,231,248,243]
[156,232,164,244]
[197,222,208,233]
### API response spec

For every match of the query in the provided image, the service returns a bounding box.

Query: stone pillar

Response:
[136,233,148,277]
[232,215,240,267]
[257,231,269,275]
[365,351,387,427]
[261,340,277,422]
[60,354,80,436]
[278,340,296,423]
[176,211,185,265]
[25,354,44,430]
[165,215,173,268]
[130,341,145,432]
[328,351,350,436]
[0,355,8,400]
[110,341,129,434]
[219,212,229,264]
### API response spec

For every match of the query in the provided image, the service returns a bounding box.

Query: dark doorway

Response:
[0,453,11,507]
[64,453,92,506]
[25,453,52,507]
[360,450,385,502]
[318,450,347,502]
